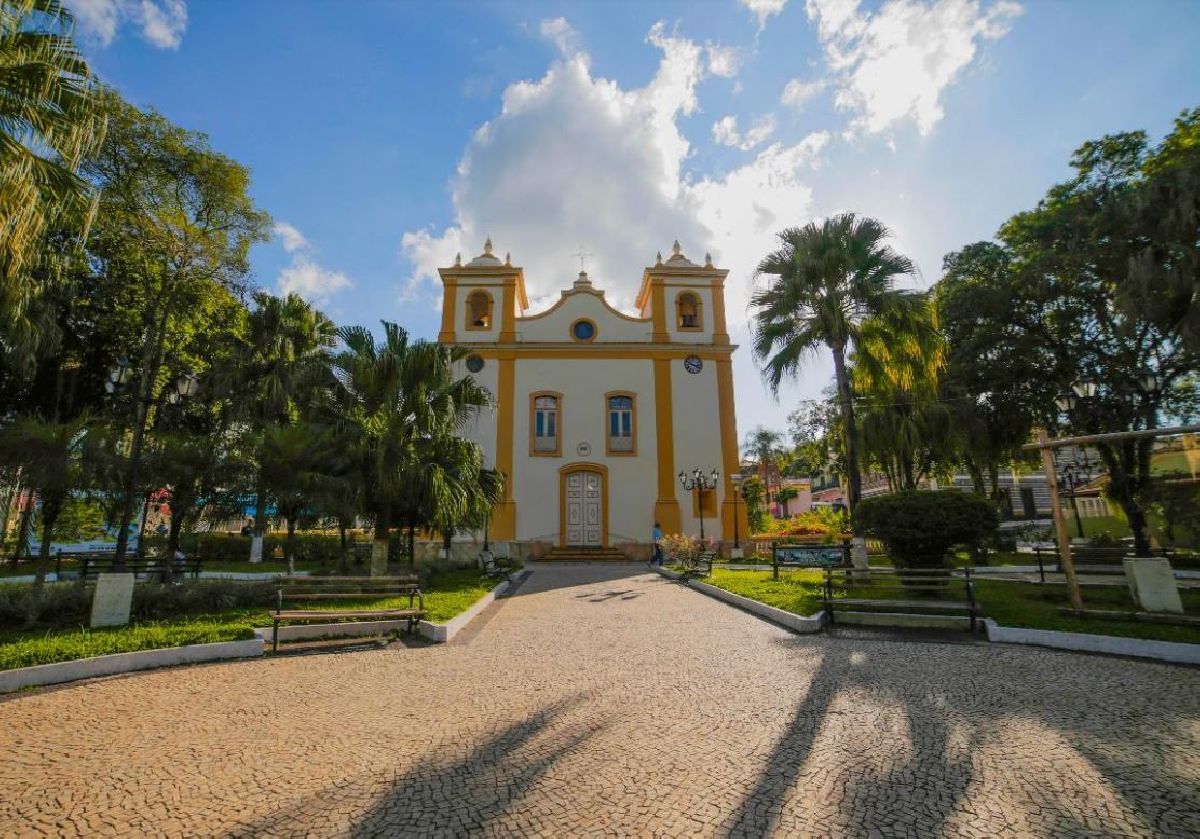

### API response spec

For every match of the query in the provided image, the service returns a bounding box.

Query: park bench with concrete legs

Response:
[822,567,980,632]
[269,575,425,652]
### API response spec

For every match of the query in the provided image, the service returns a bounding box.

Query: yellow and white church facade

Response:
[438,239,746,554]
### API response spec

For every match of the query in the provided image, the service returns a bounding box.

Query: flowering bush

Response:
[752,507,850,541]
[660,533,706,571]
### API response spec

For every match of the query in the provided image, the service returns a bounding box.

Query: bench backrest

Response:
[824,567,974,600]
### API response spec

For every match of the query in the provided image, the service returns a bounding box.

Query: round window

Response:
[465,354,485,373]
[571,320,596,341]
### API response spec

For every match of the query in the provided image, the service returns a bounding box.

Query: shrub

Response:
[660,534,706,571]
[853,491,998,569]
[755,507,850,541]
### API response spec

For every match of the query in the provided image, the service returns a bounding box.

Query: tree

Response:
[751,214,921,510]
[258,422,337,572]
[935,243,1042,499]
[775,485,798,517]
[740,475,767,535]
[331,322,491,574]
[742,426,784,508]
[0,414,89,597]
[229,291,335,559]
[81,97,270,565]
[993,121,1200,555]
[0,0,106,365]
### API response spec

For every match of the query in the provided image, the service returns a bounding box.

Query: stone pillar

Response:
[1123,557,1183,614]
[91,572,134,628]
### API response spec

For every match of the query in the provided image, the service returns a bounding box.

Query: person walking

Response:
[651,521,664,566]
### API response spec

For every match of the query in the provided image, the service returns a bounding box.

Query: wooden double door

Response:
[564,469,603,546]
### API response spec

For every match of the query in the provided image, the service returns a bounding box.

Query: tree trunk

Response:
[338,522,349,575]
[830,344,862,511]
[408,525,416,566]
[370,511,389,577]
[32,495,63,597]
[966,458,986,497]
[10,491,34,565]
[1097,441,1153,556]
[286,516,296,575]
[250,464,268,563]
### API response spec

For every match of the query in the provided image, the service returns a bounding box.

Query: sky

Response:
[66,0,1200,440]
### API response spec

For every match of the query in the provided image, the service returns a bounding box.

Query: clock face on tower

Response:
[684,355,703,374]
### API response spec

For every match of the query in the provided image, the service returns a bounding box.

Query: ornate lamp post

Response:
[1052,448,1094,539]
[678,467,719,542]
[729,472,744,554]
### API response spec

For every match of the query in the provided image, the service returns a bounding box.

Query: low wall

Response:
[0,638,263,694]
[984,619,1200,665]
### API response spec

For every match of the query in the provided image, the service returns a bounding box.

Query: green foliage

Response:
[853,491,998,568]
[751,214,921,507]
[660,533,706,571]
[740,475,767,534]
[760,507,849,540]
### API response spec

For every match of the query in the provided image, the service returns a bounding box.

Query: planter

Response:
[1123,557,1184,614]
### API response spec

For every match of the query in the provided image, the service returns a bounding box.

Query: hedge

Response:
[853,490,998,568]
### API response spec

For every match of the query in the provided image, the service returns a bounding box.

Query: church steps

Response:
[537,547,636,563]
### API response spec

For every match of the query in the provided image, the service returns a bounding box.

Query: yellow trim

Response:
[675,291,704,332]
[570,318,598,342]
[493,356,516,539]
[650,281,668,342]
[466,346,734,360]
[558,463,609,547]
[500,283,517,342]
[711,278,730,346]
[715,356,745,541]
[438,281,457,343]
[464,289,494,332]
[690,487,718,517]
[604,390,637,457]
[652,358,681,534]
[528,390,563,458]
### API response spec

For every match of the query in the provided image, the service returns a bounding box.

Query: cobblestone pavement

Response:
[2,564,1199,838]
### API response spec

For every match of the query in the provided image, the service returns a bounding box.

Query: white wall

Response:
[671,360,725,537]
[456,357,498,469]
[517,289,651,343]
[511,357,659,543]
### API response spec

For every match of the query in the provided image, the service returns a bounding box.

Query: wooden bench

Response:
[771,541,850,580]
[269,575,425,652]
[1033,545,1175,578]
[681,549,718,580]
[822,567,980,632]
[65,553,202,582]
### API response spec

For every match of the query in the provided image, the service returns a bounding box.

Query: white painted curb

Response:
[652,567,824,633]
[984,619,1200,665]
[418,576,512,643]
[0,638,263,694]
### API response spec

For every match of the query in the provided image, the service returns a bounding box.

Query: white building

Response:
[438,239,745,555]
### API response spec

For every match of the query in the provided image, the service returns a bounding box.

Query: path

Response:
[1,563,1198,837]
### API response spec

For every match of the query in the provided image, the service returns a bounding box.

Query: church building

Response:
[438,239,745,555]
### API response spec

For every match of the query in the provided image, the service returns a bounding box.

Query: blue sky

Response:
[67,0,1200,438]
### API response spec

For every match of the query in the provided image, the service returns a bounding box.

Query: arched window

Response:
[465,290,493,330]
[531,392,561,456]
[676,292,702,330]
[606,393,636,454]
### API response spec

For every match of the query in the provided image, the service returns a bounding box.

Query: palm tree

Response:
[751,214,920,510]
[0,0,106,361]
[0,414,89,598]
[331,322,491,574]
[742,426,784,509]
[230,292,335,559]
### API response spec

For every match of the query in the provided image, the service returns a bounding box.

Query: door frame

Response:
[558,462,609,547]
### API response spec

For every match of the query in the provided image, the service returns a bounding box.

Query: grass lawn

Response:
[693,567,1200,644]
[0,569,500,672]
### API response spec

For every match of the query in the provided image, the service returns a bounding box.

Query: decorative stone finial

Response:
[505,251,511,266]
[454,252,461,266]
[656,251,662,265]
[483,237,494,255]
[672,239,682,256]
[704,252,713,268]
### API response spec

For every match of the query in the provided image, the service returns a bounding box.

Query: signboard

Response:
[23,494,142,555]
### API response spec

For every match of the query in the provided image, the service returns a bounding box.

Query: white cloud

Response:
[66,0,187,49]
[780,77,827,110]
[712,114,778,150]
[705,43,742,78]
[273,222,352,306]
[805,0,1021,136]
[740,0,790,32]
[399,19,830,322]
[273,222,309,254]
[538,17,581,58]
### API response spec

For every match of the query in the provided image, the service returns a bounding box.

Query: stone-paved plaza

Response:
[2,564,1199,838]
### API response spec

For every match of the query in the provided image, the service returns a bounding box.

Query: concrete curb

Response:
[983,619,1200,665]
[418,576,512,643]
[651,566,825,634]
[0,638,263,694]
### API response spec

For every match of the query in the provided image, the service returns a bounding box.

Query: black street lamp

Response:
[730,472,744,550]
[679,467,719,542]
[1053,449,1094,539]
